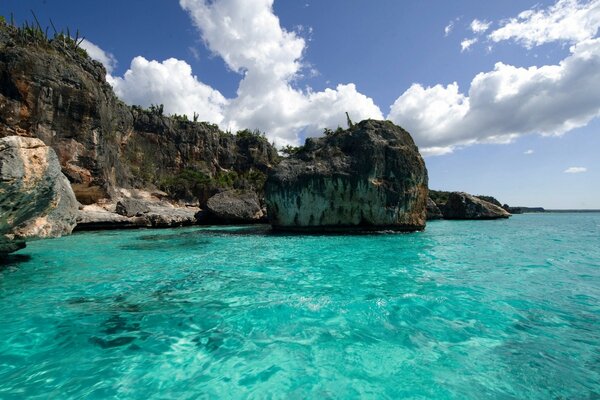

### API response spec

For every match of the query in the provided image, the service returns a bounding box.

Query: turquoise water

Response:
[0,214,599,399]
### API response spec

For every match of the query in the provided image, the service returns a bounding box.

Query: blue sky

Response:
[1,0,599,208]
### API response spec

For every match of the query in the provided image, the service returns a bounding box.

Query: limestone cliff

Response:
[265,120,428,232]
[0,22,279,208]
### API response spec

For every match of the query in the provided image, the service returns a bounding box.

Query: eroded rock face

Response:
[202,190,265,224]
[0,136,78,254]
[265,120,428,232]
[442,192,511,220]
[426,197,443,220]
[0,24,279,205]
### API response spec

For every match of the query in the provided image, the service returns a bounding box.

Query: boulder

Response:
[0,136,78,254]
[76,203,199,230]
[426,197,443,220]
[265,120,428,232]
[202,190,265,224]
[115,198,151,217]
[442,192,511,219]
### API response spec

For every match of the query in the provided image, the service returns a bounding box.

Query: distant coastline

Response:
[544,209,600,213]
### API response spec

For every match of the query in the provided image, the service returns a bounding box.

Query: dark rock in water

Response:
[442,192,511,219]
[0,136,78,254]
[202,190,265,224]
[265,120,428,232]
[426,197,443,220]
[115,198,150,217]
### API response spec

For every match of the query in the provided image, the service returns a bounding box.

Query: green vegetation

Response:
[429,190,451,206]
[149,104,164,116]
[171,113,189,122]
[2,13,87,57]
[236,129,266,140]
[346,112,354,128]
[280,145,302,156]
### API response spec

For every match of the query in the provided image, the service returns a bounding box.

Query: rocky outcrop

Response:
[199,190,265,224]
[115,198,150,217]
[265,120,428,232]
[75,189,199,230]
[0,136,78,254]
[442,192,511,220]
[426,197,443,220]
[0,23,279,209]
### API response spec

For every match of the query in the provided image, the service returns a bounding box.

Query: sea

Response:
[0,213,598,399]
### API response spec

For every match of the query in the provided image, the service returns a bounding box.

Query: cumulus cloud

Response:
[470,19,491,34]
[178,0,383,146]
[109,57,227,124]
[564,166,587,173]
[79,39,117,74]
[489,0,600,47]
[461,38,478,52]
[388,37,600,153]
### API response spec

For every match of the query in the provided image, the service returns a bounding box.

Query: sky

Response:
[1,0,599,208]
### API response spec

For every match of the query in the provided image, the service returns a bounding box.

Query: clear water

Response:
[0,214,599,399]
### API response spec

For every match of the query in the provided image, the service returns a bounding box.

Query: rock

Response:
[442,192,511,219]
[426,197,443,220]
[145,208,198,228]
[115,198,150,217]
[0,23,279,206]
[0,136,78,254]
[75,208,145,230]
[475,195,502,207]
[203,190,265,224]
[75,203,199,230]
[72,184,108,205]
[265,120,428,232]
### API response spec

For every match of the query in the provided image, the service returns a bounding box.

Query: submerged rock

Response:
[201,190,265,224]
[426,197,443,220]
[265,120,428,232]
[0,136,78,254]
[442,192,511,220]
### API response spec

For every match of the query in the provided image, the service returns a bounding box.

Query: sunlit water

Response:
[1,213,599,399]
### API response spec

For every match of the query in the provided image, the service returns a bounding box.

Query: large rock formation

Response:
[0,136,78,254]
[265,120,428,232]
[442,192,511,219]
[426,197,443,220]
[0,23,278,210]
[200,190,265,224]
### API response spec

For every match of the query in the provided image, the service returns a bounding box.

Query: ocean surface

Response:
[0,213,598,399]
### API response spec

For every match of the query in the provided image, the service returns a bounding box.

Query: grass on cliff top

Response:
[0,14,89,60]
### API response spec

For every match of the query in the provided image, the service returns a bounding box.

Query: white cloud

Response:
[461,38,478,52]
[470,19,491,34]
[109,56,227,124]
[79,39,117,74]
[388,38,600,154]
[177,0,382,146]
[524,149,534,154]
[564,166,587,173]
[421,146,455,157]
[444,21,455,37]
[489,0,600,48]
